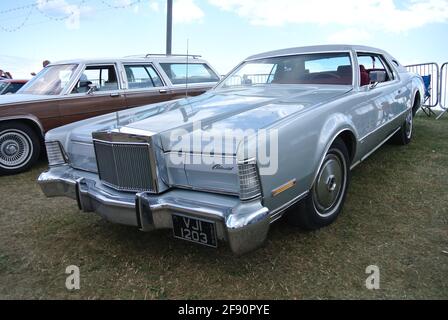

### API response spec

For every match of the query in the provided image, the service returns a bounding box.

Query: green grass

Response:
[0,115,447,299]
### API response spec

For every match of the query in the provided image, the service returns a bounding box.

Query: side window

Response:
[124,65,163,89]
[146,66,163,87]
[357,53,394,86]
[71,65,118,94]
[159,63,220,85]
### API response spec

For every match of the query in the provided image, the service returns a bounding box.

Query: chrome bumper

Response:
[38,166,270,255]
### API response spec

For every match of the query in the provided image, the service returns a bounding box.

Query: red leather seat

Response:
[360,65,370,86]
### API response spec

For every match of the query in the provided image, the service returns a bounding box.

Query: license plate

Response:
[172,214,217,248]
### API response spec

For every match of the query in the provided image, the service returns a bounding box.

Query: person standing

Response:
[31,60,51,76]
[0,69,12,79]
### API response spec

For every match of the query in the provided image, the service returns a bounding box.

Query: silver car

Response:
[38,45,424,254]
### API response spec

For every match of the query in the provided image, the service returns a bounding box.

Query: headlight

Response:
[238,159,262,201]
[45,141,67,166]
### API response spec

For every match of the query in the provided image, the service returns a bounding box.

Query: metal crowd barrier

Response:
[437,62,448,119]
[224,74,271,86]
[405,63,439,116]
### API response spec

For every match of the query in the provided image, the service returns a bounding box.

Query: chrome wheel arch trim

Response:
[309,127,357,191]
[0,115,44,137]
[350,126,401,171]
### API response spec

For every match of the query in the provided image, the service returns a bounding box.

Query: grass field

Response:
[0,115,447,299]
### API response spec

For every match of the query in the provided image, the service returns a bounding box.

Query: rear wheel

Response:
[287,138,351,230]
[0,122,41,175]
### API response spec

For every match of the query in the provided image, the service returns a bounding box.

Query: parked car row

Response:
[0,55,220,174]
[2,45,425,254]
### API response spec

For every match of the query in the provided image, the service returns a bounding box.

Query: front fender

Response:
[0,114,45,137]
[310,113,358,189]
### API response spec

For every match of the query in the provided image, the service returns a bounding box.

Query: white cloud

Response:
[173,0,204,24]
[149,1,160,12]
[36,0,92,30]
[208,0,448,33]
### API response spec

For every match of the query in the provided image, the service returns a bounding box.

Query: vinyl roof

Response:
[245,44,390,61]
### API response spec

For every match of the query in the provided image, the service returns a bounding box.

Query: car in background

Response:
[0,54,220,174]
[0,79,28,95]
[38,45,424,254]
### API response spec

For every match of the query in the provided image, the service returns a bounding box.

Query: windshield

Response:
[219,52,353,88]
[18,64,78,95]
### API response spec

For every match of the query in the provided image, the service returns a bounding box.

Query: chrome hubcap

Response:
[405,111,413,139]
[312,150,347,217]
[0,130,32,169]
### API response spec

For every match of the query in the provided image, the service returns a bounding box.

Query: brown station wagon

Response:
[0,54,220,174]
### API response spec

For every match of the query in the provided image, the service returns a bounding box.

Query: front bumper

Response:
[38,166,271,254]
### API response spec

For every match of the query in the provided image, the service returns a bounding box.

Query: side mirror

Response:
[86,84,97,95]
[369,71,387,88]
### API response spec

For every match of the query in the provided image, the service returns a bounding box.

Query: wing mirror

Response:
[86,84,97,95]
[369,71,387,89]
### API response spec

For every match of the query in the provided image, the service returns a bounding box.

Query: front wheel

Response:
[287,138,351,230]
[0,122,41,175]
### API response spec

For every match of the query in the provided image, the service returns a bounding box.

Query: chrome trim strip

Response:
[349,160,361,170]
[269,190,309,223]
[0,115,44,135]
[358,107,409,141]
[92,139,151,146]
[350,127,401,170]
[169,184,239,196]
[361,127,401,162]
[164,151,236,158]
[70,140,93,146]
[310,128,356,190]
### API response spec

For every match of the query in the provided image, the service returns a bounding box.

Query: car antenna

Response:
[186,38,189,98]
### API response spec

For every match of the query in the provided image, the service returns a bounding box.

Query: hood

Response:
[0,93,56,105]
[60,85,351,171]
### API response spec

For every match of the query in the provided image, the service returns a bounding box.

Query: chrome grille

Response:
[94,140,154,192]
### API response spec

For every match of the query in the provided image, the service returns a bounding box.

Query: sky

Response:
[1,0,448,79]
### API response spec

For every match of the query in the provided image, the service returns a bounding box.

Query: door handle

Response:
[110,93,121,97]
[159,89,168,94]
